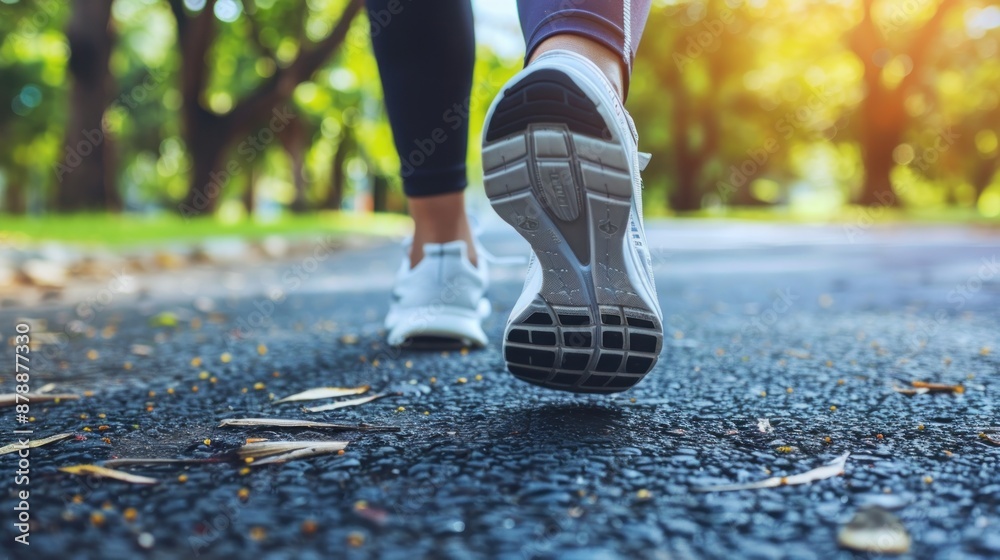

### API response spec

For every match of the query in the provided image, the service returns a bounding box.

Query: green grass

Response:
[2,206,994,249]
[0,212,413,248]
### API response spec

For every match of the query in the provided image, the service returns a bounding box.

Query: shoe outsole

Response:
[386,303,490,349]
[483,68,663,394]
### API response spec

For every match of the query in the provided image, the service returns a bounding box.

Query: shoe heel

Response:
[483,65,663,393]
[502,301,661,393]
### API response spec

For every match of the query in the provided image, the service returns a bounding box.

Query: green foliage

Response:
[0,0,998,217]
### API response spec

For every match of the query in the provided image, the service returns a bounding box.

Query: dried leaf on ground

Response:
[838,506,911,554]
[59,465,159,485]
[0,433,73,456]
[0,393,79,407]
[692,452,850,492]
[219,418,399,432]
[910,381,964,393]
[303,393,397,413]
[979,432,1000,446]
[21,260,68,288]
[100,458,219,468]
[238,441,348,466]
[273,386,370,404]
[36,383,58,394]
[354,502,390,526]
[894,380,964,395]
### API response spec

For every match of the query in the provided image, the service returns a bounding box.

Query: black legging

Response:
[366,0,651,198]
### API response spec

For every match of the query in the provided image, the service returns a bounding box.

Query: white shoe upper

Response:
[384,240,490,347]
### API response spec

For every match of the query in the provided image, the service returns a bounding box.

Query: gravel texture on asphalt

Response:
[1,222,998,560]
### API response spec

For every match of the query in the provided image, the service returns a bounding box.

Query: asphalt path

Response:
[1,221,998,559]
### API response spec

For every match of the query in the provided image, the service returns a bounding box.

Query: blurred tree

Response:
[2,0,998,217]
[168,0,363,216]
[848,0,961,206]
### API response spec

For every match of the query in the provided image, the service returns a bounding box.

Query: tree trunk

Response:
[856,130,902,206]
[3,180,26,214]
[971,158,997,200]
[325,127,353,210]
[670,85,701,212]
[372,175,389,213]
[56,0,119,212]
[243,165,256,215]
[179,109,232,217]
[280,114,310,213]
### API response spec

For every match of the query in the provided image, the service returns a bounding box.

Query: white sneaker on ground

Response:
[481,49,663,393]
[384,240,490,348]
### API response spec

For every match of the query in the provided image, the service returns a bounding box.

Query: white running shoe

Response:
[384,240,490,348]
[482,49,663,393]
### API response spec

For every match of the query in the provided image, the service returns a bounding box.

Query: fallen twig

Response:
[0,433,73,456]
[59,464,159,485]
[218,418,399,432]
[692,452,850,492]
[274,386,370,405]
[303,392,399,413]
